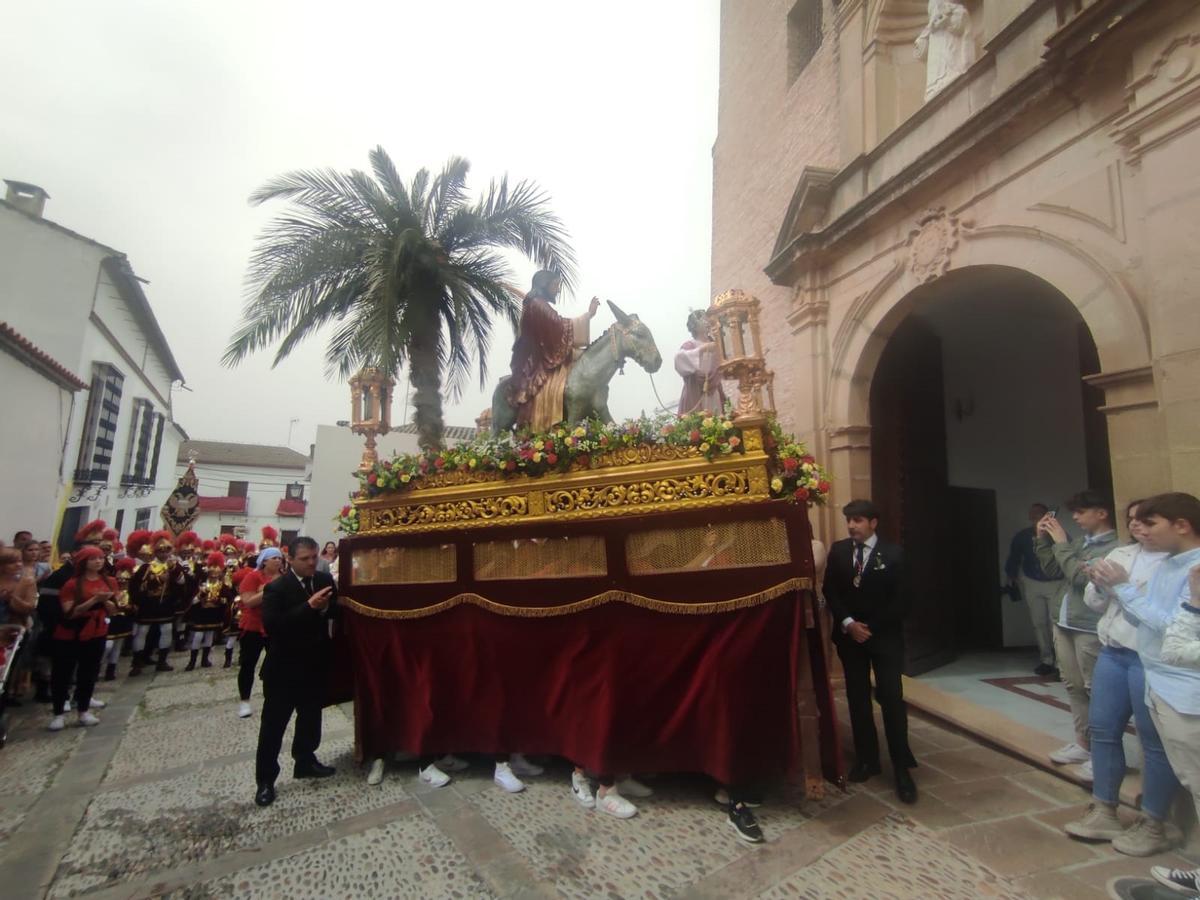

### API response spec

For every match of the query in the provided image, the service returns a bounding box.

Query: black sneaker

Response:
[1034,663,1055,677]
[727,802,764,843]
[1151,866,1199,895]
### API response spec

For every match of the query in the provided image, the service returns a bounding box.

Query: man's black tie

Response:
[303,576,314,596]
[854,542,865,577]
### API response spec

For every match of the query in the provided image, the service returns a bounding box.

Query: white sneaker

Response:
[47,715,65,732]
[1049,742,1090,765]
[572,770,596,809]
[509,753,544,777]
[494,761,525,793]
[616,776,653,798]
[596,788,638,819]
[63,700,71,712]
[1077,759,1094,783]
[78,711,100,727]
[418,763,451,788]
[367,758,385,786]
[87,698,106,709]
[434,754,470,773]
[237,701,252,719]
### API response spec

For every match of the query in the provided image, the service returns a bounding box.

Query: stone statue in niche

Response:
[914,0,973,101]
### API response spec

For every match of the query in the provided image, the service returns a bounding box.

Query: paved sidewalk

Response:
[0,664,1194,899]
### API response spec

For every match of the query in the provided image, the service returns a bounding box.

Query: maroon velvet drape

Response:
[332,502,842,787]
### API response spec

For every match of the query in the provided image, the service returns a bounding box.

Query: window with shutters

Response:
[74,364,124,484]
[147,414,166,483]
[787,0,823,85]
[122,399,156,485]
[228,481,249,498]
[134,507,152,530]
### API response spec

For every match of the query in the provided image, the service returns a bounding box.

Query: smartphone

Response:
[1047,508,1058,518]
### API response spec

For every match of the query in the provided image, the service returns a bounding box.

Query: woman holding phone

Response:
[49,545,117,731]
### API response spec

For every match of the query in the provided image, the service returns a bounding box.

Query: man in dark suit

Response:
[254,536,338,806]
[822,499,918,803]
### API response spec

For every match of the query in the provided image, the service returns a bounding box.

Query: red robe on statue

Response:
[507,297,588,430]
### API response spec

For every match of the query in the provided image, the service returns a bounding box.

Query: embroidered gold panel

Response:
[473,535,607,580]
[351,544,457,585]
[626,517,791,575]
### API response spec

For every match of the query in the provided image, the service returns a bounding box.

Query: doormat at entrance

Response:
[981,676,1135,735]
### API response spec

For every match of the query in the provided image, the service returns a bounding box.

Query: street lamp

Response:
[706,289,776,426]
[349,367,394,472]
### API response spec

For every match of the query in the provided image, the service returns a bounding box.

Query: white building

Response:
[303,422,474,548]
[176,440,309,546]
[0,180,186,550]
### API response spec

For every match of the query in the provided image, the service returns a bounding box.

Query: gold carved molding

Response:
[355,426,776,536]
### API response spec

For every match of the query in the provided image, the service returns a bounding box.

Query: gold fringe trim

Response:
[341,577,813,620]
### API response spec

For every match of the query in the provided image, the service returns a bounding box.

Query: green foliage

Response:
[224,147,577,449]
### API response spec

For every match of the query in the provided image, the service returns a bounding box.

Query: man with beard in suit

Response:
[253,536,338,806]
[822,499,918,804]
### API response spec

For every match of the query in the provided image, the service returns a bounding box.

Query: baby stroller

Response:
[0,625,25,748]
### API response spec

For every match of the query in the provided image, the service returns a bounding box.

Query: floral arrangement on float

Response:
[334,410,830,533]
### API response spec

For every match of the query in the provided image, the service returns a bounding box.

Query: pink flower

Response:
[340,505,350,517]
[367,473,378,485]
[546,452,558,465]
[728,436,741,447]
[689,429,701,442]
[543,439,554,452]
[783,457,798,472]
[794,487,809,501]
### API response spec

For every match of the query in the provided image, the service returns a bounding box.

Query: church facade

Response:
[712,0,1200,668]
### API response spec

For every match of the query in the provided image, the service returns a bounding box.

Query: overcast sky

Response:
[3,0,719,451]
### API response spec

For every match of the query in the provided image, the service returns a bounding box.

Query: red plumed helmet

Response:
[261,525,279,541]
[219,532,239,546]
[151,529,174,549]
[101,528,119,542]
[115,557,137,574]
[201,539,216,552]
[113,540,124,554]
[175,530,200,550]
[74,519,107,544]
[242,541,257,554]
[125,530,152,558]
[205,551,226,569]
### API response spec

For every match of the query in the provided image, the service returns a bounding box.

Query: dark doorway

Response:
[867,266,1113,676]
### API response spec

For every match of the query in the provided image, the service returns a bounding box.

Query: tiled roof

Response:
[275,498,307,518]
[0,321,87,390]
[179,440,308,469]
[197,496,247,513]
[393,422,477,442]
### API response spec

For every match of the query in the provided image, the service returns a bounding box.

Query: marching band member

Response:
[260,525,279,550]
[187,551,236,670]
[129,530,180,674]
[101,558,137,681]
[99,529,120,575]
[173,531,201,651]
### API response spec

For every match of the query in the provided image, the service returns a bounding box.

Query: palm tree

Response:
[223,146,577,450]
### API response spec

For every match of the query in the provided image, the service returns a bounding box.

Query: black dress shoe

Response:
[254,783,275,806]
[847,762,882,783]
[895,768,918,804]
[293,760,336,779]
[1034,663,1055,677]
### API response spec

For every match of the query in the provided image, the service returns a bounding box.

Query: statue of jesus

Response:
[506,270,600,432]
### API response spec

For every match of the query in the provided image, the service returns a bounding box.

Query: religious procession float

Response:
[333,285,843,794]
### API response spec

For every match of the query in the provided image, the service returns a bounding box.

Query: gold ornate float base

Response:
[355,426,771,535]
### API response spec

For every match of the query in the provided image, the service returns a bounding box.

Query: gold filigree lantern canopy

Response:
[706,289,776,425]
[350,367,395,472]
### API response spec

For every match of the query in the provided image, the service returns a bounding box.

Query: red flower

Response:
[578,454,591,468]
[367,473,378,485]
[504,459,517,471]
[546,452,558,465]
[783,457,798,472]
[543,439,554,451]
[801,455,815,465]
[794,487,809,501]
[689,429,701,442]
[434,456,445,468]
[340,505,350,517]
[599,434,609,445]
[818,480,831,493]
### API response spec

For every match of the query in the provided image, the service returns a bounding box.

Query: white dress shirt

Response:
[841,532,879,631]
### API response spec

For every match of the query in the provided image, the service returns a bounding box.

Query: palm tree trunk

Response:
[409,337,444,451]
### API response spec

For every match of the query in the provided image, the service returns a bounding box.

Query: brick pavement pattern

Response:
[0,665,1193,899]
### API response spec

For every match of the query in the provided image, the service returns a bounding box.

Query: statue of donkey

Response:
[491,300,662,435]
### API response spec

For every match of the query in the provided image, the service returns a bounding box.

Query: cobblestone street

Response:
[2,663,1194,899]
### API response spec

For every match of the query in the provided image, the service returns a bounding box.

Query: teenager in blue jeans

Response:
[1063,500,1179,856]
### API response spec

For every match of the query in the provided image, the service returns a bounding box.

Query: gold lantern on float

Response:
[349,367,394,472]
[706,289,776,426]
